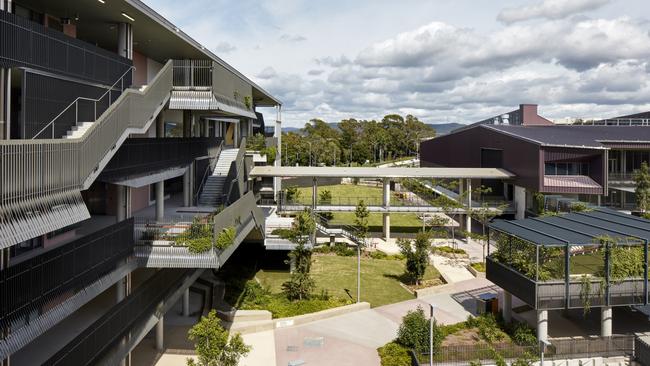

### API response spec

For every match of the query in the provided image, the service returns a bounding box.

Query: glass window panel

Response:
[545,163,556,175]
[557,163,568,175]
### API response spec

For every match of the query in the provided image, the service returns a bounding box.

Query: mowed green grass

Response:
[256,254,441,307]
[294,184,424,232]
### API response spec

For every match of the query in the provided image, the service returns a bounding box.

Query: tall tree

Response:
[281,209,316,300]
[354,200,370,302]
[469,203,507,264]
[635,162,650,213]
[187,310,251,366]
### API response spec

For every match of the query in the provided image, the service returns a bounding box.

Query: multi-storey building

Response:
[0,1,281,365]
[420,104,650,218]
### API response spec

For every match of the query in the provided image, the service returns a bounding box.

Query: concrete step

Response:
[63,121,95,139]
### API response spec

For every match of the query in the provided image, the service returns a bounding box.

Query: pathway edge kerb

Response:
[274,301,371,328]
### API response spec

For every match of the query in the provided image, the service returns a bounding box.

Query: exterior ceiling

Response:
[13,0,280,106]
[250,166,515,179]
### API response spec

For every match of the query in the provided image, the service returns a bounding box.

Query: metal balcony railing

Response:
[99,137,222,181]
[0,61,173,249]
[44,268,194,366]
[172,59,212,89]
[0,10,133,85]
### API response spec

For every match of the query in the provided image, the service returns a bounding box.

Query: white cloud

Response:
[215,41,237,53]
[497,0,611,24]
[279,33,307,42]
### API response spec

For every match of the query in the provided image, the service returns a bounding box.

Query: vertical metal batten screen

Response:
[0,61,174,249]
[0,9,132,85]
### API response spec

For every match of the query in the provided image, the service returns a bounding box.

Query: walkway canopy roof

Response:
[249,166,514,179]
[489,208,650,246]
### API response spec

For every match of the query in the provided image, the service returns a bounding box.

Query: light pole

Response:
[357,242,361,303]
[429,303,435,366]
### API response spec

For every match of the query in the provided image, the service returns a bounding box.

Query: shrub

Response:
[509,322,537,346]
[271,228,293,237]
[186,237,213,254]
[377,342,411,366]
[282,272,316,301]
[333,242,355,256]
[470,262,486,272]
[215,226,236,250]
[433,246,467,255]
[396,306,442,356]
[466,314,506,343]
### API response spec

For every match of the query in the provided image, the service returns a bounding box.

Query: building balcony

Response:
[133,191,264,268]
[0,219,135,359]
[0,9,132,86]
[486,207,650,311]
[98,137,223,185]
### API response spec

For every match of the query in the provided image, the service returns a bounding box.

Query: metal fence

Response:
[172,59,213,89]
[0,219,134,337]
[416,335,635,365]
[0,9,132,85]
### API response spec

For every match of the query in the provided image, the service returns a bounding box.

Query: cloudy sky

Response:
[147,0,650,127]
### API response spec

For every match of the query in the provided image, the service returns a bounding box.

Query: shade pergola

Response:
[487,207,650,310]
[489,207,650,246]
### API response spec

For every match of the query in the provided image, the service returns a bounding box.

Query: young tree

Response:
[187,310,251,366]
[396,306,442,356]
[635,162,650,213]
[398,231,431,286]
[281,209,316,300]
[354,200,370,302]
[469,203,507,264]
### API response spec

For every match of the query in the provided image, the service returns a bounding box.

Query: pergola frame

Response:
[486,208,650,310]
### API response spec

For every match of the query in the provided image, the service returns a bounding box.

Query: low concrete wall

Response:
[229,302,371,334]
[217,309,272,323]
[273,302,370,329]
[467,264,486,278]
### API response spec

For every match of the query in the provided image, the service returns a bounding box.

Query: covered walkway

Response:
[251,166,515,240]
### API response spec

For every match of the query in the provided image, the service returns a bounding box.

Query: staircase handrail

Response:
[194,139,225,205]
[32,66,135,139]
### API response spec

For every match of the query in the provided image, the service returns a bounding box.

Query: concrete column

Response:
[466,178,472,233]
[537,310,548,343]
[182,288,190,317]
[155,180,164,222]
[183,166,191,207]
[312,178,318,209]
[274,113,282,202]
[203,119,209,137]
[116,276,125,302]
[502,291,512,323]
[116,185,126,222]
[597,195,602,207]
[155,316,164,351]
[514,185,526,220]
[156,113,164,138]
[503,182,509,201]
[383,178,391,240]
[601,306,612,337]
[117,23,133,60]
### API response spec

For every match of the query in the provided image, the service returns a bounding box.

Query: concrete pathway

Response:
[430,254,474,283]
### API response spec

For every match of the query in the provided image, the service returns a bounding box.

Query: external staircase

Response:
[63,121,94,139]
[198,148,239,206]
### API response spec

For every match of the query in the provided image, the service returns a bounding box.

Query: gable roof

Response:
[482,125,650,149]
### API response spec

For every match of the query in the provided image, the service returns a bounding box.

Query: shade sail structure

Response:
[249,166,514,179]
[489,207,650,246]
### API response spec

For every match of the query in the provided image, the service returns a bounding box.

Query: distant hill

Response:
[281,122,466,135]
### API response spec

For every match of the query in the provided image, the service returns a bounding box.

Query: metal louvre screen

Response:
[0,219,134,338]
[0,9,132,85]
[23,71,117,139]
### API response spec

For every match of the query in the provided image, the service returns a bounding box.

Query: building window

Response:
[544,162,590,176]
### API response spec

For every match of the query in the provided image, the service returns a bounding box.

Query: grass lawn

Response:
[329,212,423,233]
[256,254,441,307]
[294,183,403,206]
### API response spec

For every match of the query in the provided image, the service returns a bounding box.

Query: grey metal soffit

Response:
[0,260,138,359]
[168,90,257,119]
[0,190,90,249]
